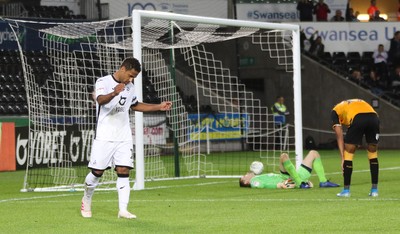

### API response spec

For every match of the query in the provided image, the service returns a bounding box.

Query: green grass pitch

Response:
[1,150,400,233]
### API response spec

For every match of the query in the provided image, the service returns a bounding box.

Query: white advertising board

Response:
[102,0,228,19]
[131,115,168,145]
[236,0,348,22]
[299,22,399,53]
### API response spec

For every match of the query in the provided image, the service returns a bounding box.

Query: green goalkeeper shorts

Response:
[296,165,311,181]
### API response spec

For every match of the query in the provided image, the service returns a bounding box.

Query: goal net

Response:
[6,10,302,192]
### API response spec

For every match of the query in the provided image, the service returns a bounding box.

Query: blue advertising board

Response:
[188,113,248,141]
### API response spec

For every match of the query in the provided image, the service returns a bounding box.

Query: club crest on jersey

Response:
[119,96,127,105]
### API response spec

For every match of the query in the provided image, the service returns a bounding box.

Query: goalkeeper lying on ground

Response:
[239,150,339,189]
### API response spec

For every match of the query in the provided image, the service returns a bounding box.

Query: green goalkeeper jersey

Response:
[250,173,290,189]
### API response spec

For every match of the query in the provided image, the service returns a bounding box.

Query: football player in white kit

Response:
[81,57,172,219]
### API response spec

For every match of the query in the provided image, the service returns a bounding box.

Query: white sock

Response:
[117,177,131,212]
[84,172,100,199]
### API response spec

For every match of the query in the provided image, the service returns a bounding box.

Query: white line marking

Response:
[0,193,78,203]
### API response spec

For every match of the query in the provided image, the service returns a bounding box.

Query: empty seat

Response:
[347,52,361,63]
[321,52,332,64]
[346,52,361,71]
[332,57,347,71]
[0,74,6,82]
[361,51,374,66]
[332,51,346,60]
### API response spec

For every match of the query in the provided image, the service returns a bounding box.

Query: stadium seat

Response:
[13,74,23,83]
[3,83,14,92]
[347,52,361,64]
[322,52,332,62]
[16,92,27,102]
[361,51,374,66]
[6,103,17,115]
[21,103,29,114]
[347,52,361,71]
[0,74,6,82]
[332,57,347,71]
[332,51,346,60]
[13,104,23,114]
[0,104,6,114]
[0,93,10,102]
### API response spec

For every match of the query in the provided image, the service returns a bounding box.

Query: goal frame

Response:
[131,10,303,190]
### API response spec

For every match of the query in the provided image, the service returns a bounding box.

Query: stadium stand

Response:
[24,5,86,19]
[304,50,400,107]
[0,1,86,19]
[0,49,28,115]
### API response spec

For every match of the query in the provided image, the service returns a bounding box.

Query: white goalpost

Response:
[131,10,303,190]
[5,10,302,192]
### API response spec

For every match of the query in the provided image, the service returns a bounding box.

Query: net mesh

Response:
[5,14,297,191]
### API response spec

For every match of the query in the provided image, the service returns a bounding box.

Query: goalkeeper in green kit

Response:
[239,150,339,189]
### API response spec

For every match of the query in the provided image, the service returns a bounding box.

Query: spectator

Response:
[308,31,324,58]
[398,0,400,21]
[297,0,314,22]
[313,0,331,21]
[271,96,289,123]
[345,0,359,22]
[331,9,345,21]
[388,31,400,67]
[349,69,370,89]
[372,44,389,87]
[367,0,379,20]
[271,96,289,150]
[390,65,400,88]
[354,11,360,19]
[349,69,363,85]
[300,28,311,52]
[369,10,386,22]
[366,69,384,96]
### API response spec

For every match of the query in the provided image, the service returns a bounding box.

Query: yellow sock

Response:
[344,151,354,161]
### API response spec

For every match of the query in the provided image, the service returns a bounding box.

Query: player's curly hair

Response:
[121,57,141,72]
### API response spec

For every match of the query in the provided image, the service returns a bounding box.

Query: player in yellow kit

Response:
[331,99,380,197]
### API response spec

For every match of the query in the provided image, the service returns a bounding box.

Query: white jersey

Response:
[94,75,138,141]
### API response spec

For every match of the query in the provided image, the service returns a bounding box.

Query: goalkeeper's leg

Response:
[302,150,328,183]
[304,150,339,187]
[280,153,305,188]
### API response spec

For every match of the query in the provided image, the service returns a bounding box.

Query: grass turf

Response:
[1,150,399,233]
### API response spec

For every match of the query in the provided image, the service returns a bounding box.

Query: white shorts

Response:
[88,139,134,170]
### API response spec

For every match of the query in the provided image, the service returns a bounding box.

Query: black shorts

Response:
[345,113,380,145]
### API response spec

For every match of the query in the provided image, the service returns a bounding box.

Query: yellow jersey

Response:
[332,99,376,127]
